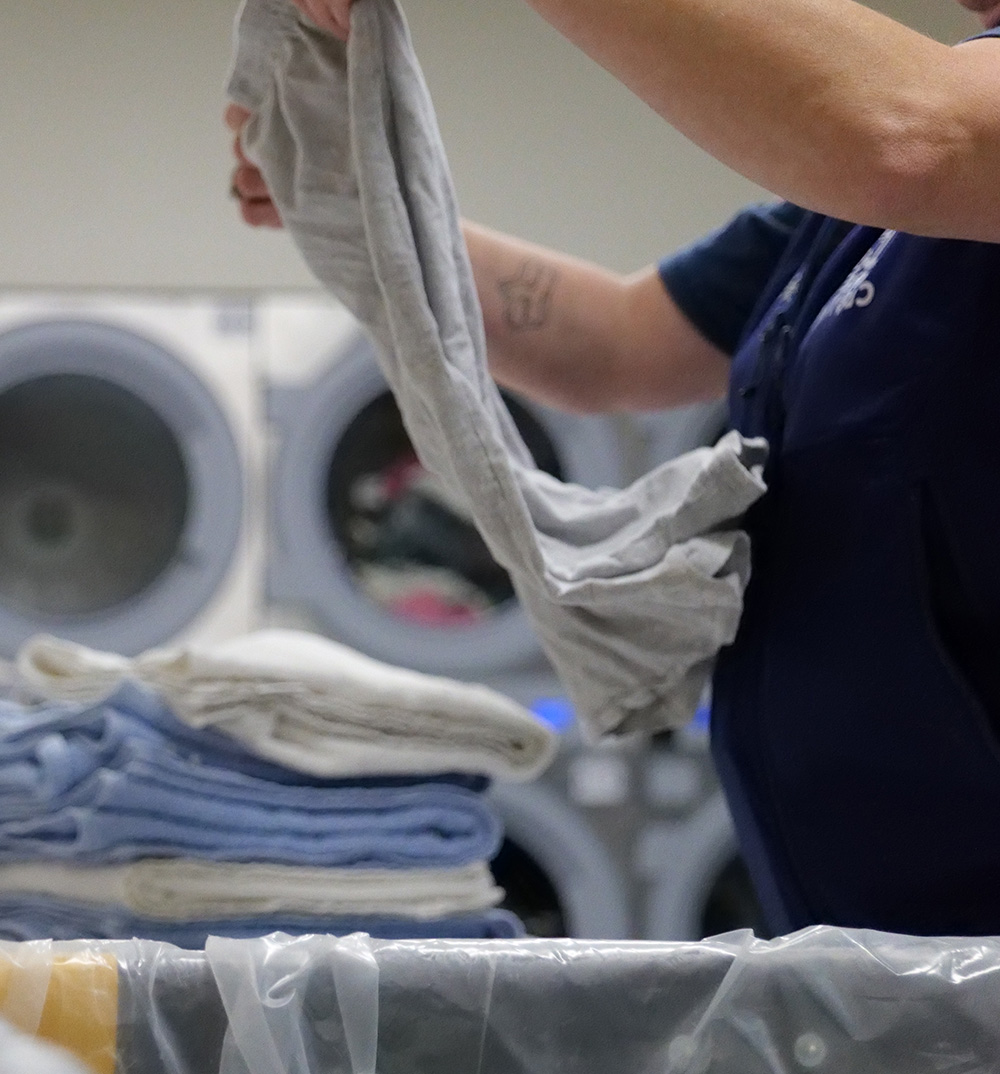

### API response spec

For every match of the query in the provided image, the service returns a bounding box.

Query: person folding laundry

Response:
[226,0,1000,940]
[225,1,767,742]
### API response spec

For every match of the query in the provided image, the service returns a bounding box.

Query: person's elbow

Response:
[847,85,1000,240]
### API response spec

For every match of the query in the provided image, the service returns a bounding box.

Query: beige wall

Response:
[0,0,978,288]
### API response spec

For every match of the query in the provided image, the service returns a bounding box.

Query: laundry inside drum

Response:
[326,391,562,627]
[0,374,189,617]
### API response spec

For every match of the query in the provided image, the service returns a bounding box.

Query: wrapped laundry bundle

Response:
[18,629,556,781]
[226,0,768,740]
[0,646,549,942]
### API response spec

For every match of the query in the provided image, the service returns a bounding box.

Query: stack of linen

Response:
[0,629,555,947]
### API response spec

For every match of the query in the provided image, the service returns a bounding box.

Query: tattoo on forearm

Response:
[498,259,558,332]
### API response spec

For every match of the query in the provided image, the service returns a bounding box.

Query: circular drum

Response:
[488,778,631,940]
[267,332,628,677]
[0,319,243,657]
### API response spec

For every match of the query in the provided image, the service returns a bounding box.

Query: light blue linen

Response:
[0,689,500,866]
[0,894,524,945]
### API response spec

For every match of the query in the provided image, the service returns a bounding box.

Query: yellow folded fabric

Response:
[0,949,117,1074]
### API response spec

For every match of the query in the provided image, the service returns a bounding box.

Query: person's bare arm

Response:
[463,222,728,414]
[299,0,1000,240]
[519,0,1000,240]
[226,107,726,413]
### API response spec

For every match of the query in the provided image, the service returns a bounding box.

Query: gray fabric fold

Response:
[226,0,768,739]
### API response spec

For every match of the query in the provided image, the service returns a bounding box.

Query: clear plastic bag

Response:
[0,939,117,1074]
[6,928,1000,1073]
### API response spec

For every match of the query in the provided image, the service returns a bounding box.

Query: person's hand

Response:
[225,103,283,229]
[288,0,353,40]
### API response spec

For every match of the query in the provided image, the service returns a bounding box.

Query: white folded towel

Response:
[0,860,502,921]
[17,629,555,781]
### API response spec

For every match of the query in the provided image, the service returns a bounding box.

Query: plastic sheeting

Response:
[4,928,1000,1072]
[0,940,118,1074]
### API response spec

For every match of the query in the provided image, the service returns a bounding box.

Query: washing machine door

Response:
[488,778,632,940]
[636,724,771,941]
[0,316,244,657]
[267,331,629,678]
[490,715,768,942]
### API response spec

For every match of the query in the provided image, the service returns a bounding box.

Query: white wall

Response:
[0,0,978,288]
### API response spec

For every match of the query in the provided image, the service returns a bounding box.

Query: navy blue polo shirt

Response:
[658,29,1000,936]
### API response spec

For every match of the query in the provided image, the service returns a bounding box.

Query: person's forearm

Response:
[463,221,730,413]
[464,221,631,412]
[521,0,1000,240]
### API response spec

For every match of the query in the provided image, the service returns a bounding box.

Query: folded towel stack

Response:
[18,630,555,780]
[0,630,555,946]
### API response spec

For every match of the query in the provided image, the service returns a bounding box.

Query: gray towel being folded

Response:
[226,0,768,739]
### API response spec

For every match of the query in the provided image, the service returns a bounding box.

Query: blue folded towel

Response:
[1,683,489,790]
[0,690,500,867]
[0,894,524,946]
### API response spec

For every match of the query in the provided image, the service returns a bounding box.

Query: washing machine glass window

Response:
[265,318,626,675]
[0,374,189,616]
[0,316,246,657]
[324,389,563,628]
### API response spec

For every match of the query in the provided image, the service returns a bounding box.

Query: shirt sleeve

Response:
[658,201,809,356]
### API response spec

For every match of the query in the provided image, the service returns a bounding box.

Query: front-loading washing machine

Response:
[257,291,630,680]
[0,291,265,659]
[487,703,768,941]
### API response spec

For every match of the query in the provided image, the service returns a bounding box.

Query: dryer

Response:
[487,701,768,941]
[0,292,264,659]
[258,291,629,680]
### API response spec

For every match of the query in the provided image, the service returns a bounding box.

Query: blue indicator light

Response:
[690,703,711,734]
[530,696,575,733]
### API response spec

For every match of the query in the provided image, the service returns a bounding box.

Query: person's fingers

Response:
[293,0,351,39]
[224,102,251,133]
[300,0,337,30]
[224,105,282,228]
[326,3,351,40]
[229,162,283,229]
[240,197,283,229]
[231,130,257,168]
[226,104,257,170]
[224,0,350,236]
[231,162,271,201]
